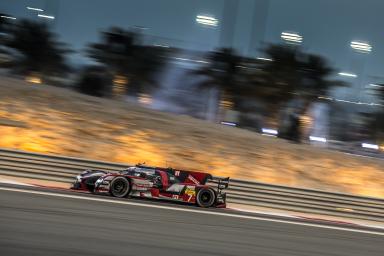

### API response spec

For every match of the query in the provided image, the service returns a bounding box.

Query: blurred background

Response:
[1,3,384,255]
[0,0,383,170]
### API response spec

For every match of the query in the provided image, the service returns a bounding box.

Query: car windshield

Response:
[167,172,180,184]
[119,167,156,177]
[119,167,136,176]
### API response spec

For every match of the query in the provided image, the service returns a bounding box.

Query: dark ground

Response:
[0,185,383,256]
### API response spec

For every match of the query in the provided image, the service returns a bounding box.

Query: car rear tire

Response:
[110,177,131,198]
[196,188,216,208]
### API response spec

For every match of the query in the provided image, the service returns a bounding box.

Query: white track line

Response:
[230,207,384,230]
[0,186,383,236]
[229,206,301,219]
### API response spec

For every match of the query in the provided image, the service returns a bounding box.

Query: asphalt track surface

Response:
[0,184,383,256]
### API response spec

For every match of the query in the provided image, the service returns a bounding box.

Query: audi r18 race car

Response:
[71,164,229,208]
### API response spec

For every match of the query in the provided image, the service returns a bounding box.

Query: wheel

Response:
[196,188,216,208]
[110,177,131,198]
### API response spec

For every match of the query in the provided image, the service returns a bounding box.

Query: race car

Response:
[71,164,229,208]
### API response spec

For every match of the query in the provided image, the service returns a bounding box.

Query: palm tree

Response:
[3,19,71,81]
[0,14,14,65]
[252,45,345,107]
[258,44,301,97]
[76,66,113,97]
[300,54,346,98]
[190,44,346,138]
[194,47,244,108]
[368,84,384,142]
[0,15,7,34]
[376,84,384,104]
[250,44,347,140]
[191,48,245,122]
[87,27,167,97]
[0,13,11,34]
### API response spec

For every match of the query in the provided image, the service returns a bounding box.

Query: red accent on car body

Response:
[159,171,169,188]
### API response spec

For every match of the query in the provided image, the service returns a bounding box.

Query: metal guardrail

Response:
[0,148,383,222]
[327,140,384,160]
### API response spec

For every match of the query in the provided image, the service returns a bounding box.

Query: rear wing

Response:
[207,176,230,193]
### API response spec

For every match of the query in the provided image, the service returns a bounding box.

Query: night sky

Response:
[1,0,384,101]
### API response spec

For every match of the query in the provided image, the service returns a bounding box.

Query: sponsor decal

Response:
[185,187,195,196]
[133,179,152,190]
[188,175,200,185]
[133,183,151,191]
[185,187,195,202]
[166,184,185,193]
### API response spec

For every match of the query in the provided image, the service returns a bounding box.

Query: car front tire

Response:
[110,177,131,198]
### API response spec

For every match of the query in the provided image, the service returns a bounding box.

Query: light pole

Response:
[248,0,270,57]
[195,15,219,27]
[337,71,357,104]
[350,41,372,53]
[219,0,238,48]
[350,40,372,103]
[281,31,303,44]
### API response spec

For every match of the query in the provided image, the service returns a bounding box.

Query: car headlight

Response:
[95,178,110,186]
